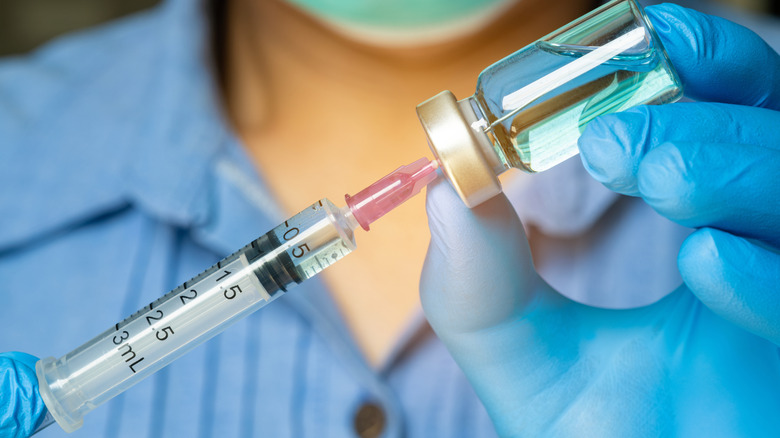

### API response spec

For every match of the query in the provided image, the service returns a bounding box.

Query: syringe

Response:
[33,157,439,434]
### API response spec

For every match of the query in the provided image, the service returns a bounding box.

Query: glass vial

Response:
[416,0,682,207]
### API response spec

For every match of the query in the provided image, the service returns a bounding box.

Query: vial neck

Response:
[458,96,513,176]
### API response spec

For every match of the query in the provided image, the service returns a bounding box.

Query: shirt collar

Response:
[0,0,244,253]
[121,0,234,227]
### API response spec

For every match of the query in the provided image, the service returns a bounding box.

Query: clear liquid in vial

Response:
[475,40,681,172]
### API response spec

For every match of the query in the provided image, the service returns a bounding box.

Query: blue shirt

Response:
[0,2,495,437]
[1,1,777,437]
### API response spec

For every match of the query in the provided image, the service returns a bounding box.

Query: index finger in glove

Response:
[579,103,780,246]
[646,4,780,109]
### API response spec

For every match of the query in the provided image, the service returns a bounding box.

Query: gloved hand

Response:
[420,5,780,437]
[578,4,780,344]
[0,352,47,438]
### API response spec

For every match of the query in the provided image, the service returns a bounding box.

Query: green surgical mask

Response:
[286,0,519,46]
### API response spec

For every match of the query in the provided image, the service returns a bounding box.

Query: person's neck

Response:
[222,0,590,135]
[217,0,591,366]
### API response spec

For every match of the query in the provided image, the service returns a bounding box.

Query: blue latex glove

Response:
[421,5,780,437]
[579,4,780,343]
[0,352,47,438]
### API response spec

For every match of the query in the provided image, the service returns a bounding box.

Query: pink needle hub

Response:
[345,157,440,231]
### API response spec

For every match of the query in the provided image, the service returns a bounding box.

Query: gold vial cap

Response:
[416,91,502,208]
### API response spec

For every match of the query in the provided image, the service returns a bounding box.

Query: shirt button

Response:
[353,401,386,438]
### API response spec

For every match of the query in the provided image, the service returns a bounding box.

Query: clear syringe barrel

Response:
[35,198,358,433]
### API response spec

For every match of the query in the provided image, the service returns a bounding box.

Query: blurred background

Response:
[0,0,778,56]
[0,0,160,56]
